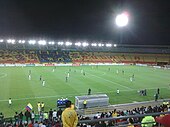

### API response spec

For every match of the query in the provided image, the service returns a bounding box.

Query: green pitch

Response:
[0,65,170,117]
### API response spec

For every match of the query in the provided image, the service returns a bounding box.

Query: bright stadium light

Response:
[58,41,64,45]
[0,39,4,42]
[48,41,55,45]
[113,44,117,47]
[98,43,104,47]
[91,43,97,46]
[65,41,72,46]
[115,12,129,27]
[38,40,46,45]
[28,40,36,45]
[22,40,25,43]
[106,44,112,47]
[19,40,25,43]
[7,39,12,43]
[75,42,81,46]
[82,42,89,47]
[7,39,15,44]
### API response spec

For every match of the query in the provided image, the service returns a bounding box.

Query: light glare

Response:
[115,12,128,27]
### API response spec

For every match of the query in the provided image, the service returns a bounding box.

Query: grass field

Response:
[0,65,170,117]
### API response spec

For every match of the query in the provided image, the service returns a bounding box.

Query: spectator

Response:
[14,112,19,125]
[53,110,57,121]
[19,111,24,124]
[25,110,31,123]
[62,100,78,127]
[33,121,39,127]
[57,108,62,119]
[49,109,53,120]
[155,114,170,127]
[31,111,35,124]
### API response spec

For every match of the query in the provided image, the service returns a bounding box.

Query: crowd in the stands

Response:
[0,101,170,127]
[1,49,169,64]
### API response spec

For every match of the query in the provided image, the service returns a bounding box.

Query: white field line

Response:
[0,87,167,102]
[86,72,133,90]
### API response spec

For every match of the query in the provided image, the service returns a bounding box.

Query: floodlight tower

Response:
[115,12,129,44]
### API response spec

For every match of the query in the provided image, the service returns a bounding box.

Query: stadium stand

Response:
[0,49,170,64]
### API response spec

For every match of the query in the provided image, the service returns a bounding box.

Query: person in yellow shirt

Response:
[112,109,118,117]
[62,100,78,127]
[83,100,87,109]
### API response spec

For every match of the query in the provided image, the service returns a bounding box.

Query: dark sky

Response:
[0,0,170,45]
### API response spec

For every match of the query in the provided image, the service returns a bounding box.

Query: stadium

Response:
[0,0,170,127]
[0,39,170,126]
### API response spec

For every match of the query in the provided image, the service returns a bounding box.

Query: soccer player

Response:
[122,70,124,74]
[132,74,135,78]
[108,68,110,71]
[116,89,120,94]
[29,70,31,75]
[157,88,160,94]
[88,88,91,95]
[52,68,55,72]
[65,76,68,82]
[67,72,70,78]
[130,77,133,82]
[42,80,45,86]
[81,69,83,74]
[116,70,119,74]
[28,74,31,80]
[9,98,12,107]
[40,75,42,81]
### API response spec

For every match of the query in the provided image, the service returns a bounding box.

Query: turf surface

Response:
[0,65,170,117]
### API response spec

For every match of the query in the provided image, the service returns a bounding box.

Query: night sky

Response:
[0,0,170,45]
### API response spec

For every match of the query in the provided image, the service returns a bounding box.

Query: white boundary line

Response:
[86,72,133,90]
[0,87,167,102]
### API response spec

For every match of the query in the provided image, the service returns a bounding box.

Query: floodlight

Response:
[98,43,104,47]
[48,41,55,45]
[0,39,4,42]
[7,39,12,43]
[18,40,22,43]
[91,43,97,46]
[7,39,15,44]
[58,42,64,45]
[113,44,117,47]
[75,42,81,46]
[11,39,15,43]
[106,44,112,47]
[65,41,72,46]
[28,40,36,45]
[82,42,89,47]
[115,12,128,27]
[38,40,46,45]
[22,40,25,43]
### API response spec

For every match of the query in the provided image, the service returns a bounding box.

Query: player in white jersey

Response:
[42,80,45,86]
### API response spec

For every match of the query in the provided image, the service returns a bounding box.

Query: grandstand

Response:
[0,40,170,126]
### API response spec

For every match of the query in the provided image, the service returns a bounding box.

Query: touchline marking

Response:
[0,87,166,102]
[86,72,132,90]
